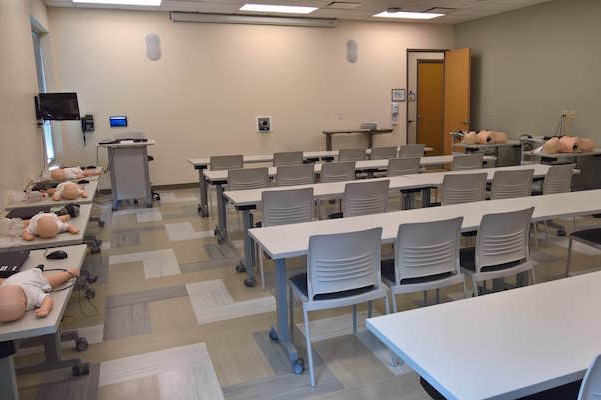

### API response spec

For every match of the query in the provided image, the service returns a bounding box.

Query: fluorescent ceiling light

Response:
[240,4,318,14]
[72,0,162,6]
[373,10,444,19]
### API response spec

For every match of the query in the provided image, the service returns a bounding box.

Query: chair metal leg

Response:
[472,277,479,297]
[258,244,265,290]
[544,220,550,241]
[566,237,573,277]
[462,280,468,299]
[435,288,440,304]
[289,284,295,346]
[423,291,427,306]
[303,306,316,387]
[367,301,372,318]
[532,223,539,249]
[391,291,398,314]
[530,268,536,285]
[352,305,357,337]
[573,217,577,232]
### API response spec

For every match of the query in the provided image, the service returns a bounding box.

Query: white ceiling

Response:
[44,0,552,24]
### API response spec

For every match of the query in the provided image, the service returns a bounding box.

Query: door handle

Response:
[417,114,422,119]
[462,120,470,124]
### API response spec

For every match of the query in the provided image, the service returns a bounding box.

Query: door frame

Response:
[406,49,447,145]
[416,59,444,151]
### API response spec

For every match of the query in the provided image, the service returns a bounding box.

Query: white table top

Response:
[249,189,601,259]
[225,164,551,208]
[366,271,601,400]
[0,244,87,342]
[524,148,601,158]
[204,155,497,183]
[5,181,98,210]
[187,147,436,168]
[0,204,92,253]
[99,139,155,148]
[453,140,522,148]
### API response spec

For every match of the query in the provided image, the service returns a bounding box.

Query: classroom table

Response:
[452,140,522,166]
[5,181,98,210]
[524,148,601,191]
[248,189,601,375]
[0,244,89,400]
[225,164,554,286]
[0,204,92,253]
[205,154,497,243]
[322,128,393,150]
[366,270,601,400]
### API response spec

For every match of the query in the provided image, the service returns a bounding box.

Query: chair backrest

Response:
[262,188,314,227]
[387,157,421,176]
[307,227,383,300]
[371,146,398,160]
[273,151,304,167]
[490,169,534,200]
[399,144,425,158]
[276,164,314,187]
[441,173,487,206]
[451,154,484,171]
[475,207,534,272]
[343,179,389,217]
[210,154,243,171]
[543,163,575,195]
[394,217,463,283]
[339,147,367,162]
[578,354,601,400]
[321,162,356,183]
[227,167,268,191]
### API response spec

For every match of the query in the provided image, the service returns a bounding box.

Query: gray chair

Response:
[382,217,467,313]
[289,227,389,387]
[578,354,601,400]
[441,173,487,206]
[328,179,390,219]
[227,167,269,191]
[339,147,367,162]
[320,161,356,183]
[276,164,314,187]
[210,154,243,170]
[387,157,421,176]
[451,154,484,171]
[371,146,398,160]
[273,151,304,167]
[399,144,425,157]
[460,207,535,296]
[257,188,314,289]
[490,169,534,200]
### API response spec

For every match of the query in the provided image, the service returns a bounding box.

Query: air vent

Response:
[326,2,362,10]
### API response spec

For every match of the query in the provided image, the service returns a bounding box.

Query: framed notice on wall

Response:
[391,88,405,102]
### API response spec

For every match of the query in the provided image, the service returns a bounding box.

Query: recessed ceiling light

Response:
[240,4,318,14]
[72,0,162,5]
[373,10,444,19]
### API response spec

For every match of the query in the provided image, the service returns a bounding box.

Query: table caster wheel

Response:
[72,363,89,376]
[98,220,105,228]
[198,205,202,213]
[269,327,279,341]
[91,246,100,254]
[235,264,247,273]
[75,338,88,351]
[244,278,256,288]
[292,359,304,375]
[557,230,566,237]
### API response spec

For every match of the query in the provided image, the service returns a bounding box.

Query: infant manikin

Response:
[50,167,99,181]
[22,213,79,241]
[52,182,87,201]
[0,268,79,322]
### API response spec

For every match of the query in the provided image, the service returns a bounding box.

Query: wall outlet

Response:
[256,116,272,132]
[569,110,576,120]
[338,112,344,120]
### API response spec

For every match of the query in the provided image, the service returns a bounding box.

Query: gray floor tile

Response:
[81,254,109,285]
[204,243,240,260]
[253,331,325,376]
[103,303,151,340]
[105,285,188,308]
[111,231,141,248]
[37,363,99,400]
[179,259,238,273]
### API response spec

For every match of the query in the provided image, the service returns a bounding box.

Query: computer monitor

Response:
[36,92,80,121]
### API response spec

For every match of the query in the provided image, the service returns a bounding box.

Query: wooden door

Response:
[443,48,471,154]
[417,61,444,156]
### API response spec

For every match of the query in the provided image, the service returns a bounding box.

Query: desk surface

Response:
[322,128,394,134]
[5,181,98,210]
[225,164,550,208]
[99,139,155,148]
[524,148,601,158]
[0,204,92,253]
[453,140,522,148]
[249,189,601,259]
[0,244,87,342]
[366,271,601,400]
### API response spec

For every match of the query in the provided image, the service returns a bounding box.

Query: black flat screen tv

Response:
[36,92,80,121]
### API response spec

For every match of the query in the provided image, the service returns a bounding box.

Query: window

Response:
[31,29,55,165]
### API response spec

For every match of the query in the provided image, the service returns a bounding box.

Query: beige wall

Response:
[0,0,51,209]
[48,7,453,186]
[455,0,601,140]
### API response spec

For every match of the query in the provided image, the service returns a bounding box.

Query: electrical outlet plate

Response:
[256,116,272,133]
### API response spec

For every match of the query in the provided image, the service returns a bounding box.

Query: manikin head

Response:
[61,182,79,200]
[50,169,66,181]
[0,285,27,322]
[37,214,59,238]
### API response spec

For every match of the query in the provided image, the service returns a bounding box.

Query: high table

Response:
[453,140,523,167]
[99,140,155,211]
[524,148,601,191]
[366,271,601,399]
[322,128,393,150]
[0,204,92,253]
[5,181,98,210]
[248,189,601,375]
[0,244,88,400]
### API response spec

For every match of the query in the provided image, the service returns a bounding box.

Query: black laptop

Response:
[0,251,30,278]
[5,206,51,220]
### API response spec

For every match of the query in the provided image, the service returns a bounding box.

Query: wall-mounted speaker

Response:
[145,33,161,61]
[346,39,358,63]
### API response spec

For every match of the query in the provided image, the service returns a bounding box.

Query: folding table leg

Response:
[214,184,227,242]
[197,169,209,217]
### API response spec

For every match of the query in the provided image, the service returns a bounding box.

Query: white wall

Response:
[47,7,453,186]
[0,0,52,209]
[455,0,601,140]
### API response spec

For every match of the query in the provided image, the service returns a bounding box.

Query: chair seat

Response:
[571,228,601,245]
[254,221,262,228]
[289,273,374,301]
[381,259,454,285]
[460,247,525,273]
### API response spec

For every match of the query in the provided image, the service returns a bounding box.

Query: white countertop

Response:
[99,139,155,148]
[5,181,98,210]
[0,244,87,342]
[453,140,522,148]
[366,271,601,400]
[524,148,601,158]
